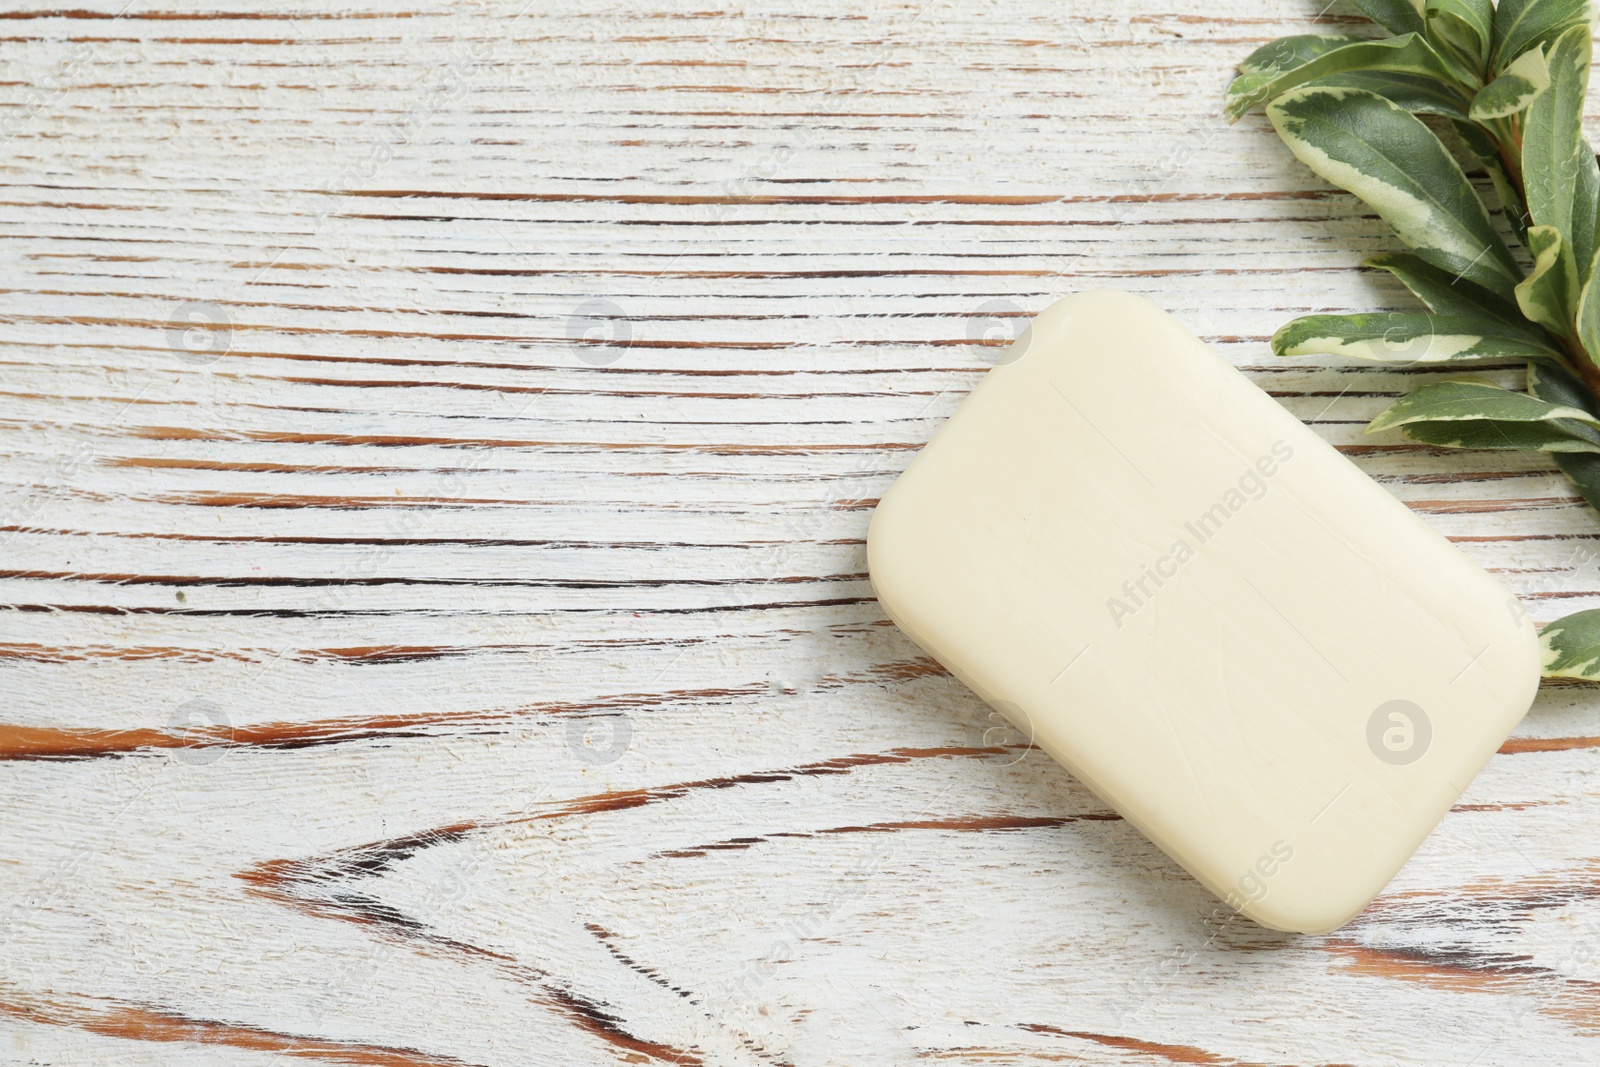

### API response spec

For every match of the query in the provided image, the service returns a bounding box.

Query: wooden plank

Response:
[1,1,1598,1063]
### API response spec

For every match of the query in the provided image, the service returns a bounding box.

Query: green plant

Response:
[1229,0,1600,680]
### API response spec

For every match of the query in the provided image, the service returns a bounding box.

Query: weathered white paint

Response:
[1,1,1598,1064]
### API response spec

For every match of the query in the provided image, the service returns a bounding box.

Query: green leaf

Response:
[1524,361,1600,444]
[1557,450,1600,502]
[1468,46,1551,118]
[1367,377,1600,431]
[1397,417,1600,450]
[1515,225,1581,337]
[1523,24,1600,284]
[1576,246,1600,366]
[1266,87,1522,298]
[1273,311,1564,363]
[1526,362,1600,503]
[1313,70,1472,117]
[1365,251,1532,324]
[1552,449,1600,509]
[1350,0,1429,36]
[1233,38,1470,120]
[1225,33,1464,121]
[1526,359,1599,414]
[1452,119,1532,247]
[1238,35,1366,75]
[1427,0,1494,47]
[1425,0,1494,79]
[1491,0,1594,74]
[1539,608,1600,679]
[1385,368,1600,452]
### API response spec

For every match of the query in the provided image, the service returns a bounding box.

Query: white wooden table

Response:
[4,2,1600,1063]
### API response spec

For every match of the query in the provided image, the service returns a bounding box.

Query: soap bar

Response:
[868,291,1539,934]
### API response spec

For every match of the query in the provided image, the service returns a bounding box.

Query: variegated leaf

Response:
[1526,362,1600,509]
[1225,34,1463,121]
[1237,35,1364,75]
[1349,0,1428,36]
[1575,245,1600,367]
[1551,449,1600,511]
[1398,418,1600,451]
[1523,23,1599,283]
[1452,119,1532,246]
[1315,70,1471,117]
[1424,0,1494,79]
[1231,35,1469,119]
[1515,225,1581,337]
[1468,46,1551,119]
[1266,87,1521,298]
[1539,609,1600,679]
[1365,251,1531,324]
[1272,312,1562,364]
[1491,0,1594,74]
[1526,358,1600,414]
[1367,377,1600,432]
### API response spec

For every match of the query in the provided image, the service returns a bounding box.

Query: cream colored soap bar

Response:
[867,291,1539,934]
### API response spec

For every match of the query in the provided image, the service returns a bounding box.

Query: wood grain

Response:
[2,1,1599,1063]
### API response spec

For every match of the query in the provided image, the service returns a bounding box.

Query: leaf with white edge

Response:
[1575,245,1600,370]
[1539,608,1600,679]
[1551,447,1600,511]
[1523,24,1600,281]
[1366,377,1600,432]
[1515,225,1581,338]
[1315,70,1472,117]
[1427,0,1493,44]
[1527,360,1599,414]
[1491,0,1594,73]
[1386,364,1600,451]
[1225,34,1464,121]
[1366,251,1532,325]
[1238,35,1365,75]
[1398,417,1600,450]
[1425,0,1494,78]
[1272,312,1564,364]
[1232,35,1469,119]
[1524,363,1600,498]
[1350,0,1428,36]
[1267,87,1521,297]
[1469,46,1551,119]
[1452,119,1532,246]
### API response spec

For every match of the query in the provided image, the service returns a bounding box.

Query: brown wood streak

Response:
[0,8,413,18]
[229,747,1015,1063]
[127,425,927,454]
[1406,497,1583,515]
[0,642,260,664]
[1324,941,1600,1037]
[0,569,867,590]
[816,654,948,687]
[6,589,865,620]
[584,923,699,1002]
[0,984,480,1067]
[651,814,1117,860]
[1329,861,1600,1036]
[1500,735,1600,754]
[0,525,823,549]
[0,341,980,372]
[0,685,770,759]
[2,696,1587,762]
[336,189,1337,205]
[1019,1021,1349,1066]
